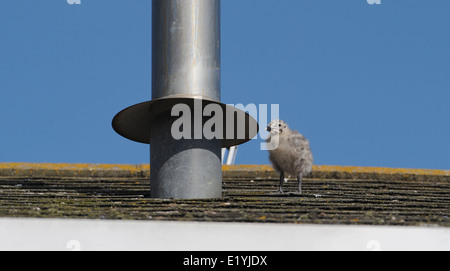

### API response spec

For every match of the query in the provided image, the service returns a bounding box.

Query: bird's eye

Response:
[279,124,281,127]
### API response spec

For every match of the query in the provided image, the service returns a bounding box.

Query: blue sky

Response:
[1,0,449,169]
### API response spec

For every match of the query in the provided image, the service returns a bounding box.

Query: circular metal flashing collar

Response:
[112,97,259,148]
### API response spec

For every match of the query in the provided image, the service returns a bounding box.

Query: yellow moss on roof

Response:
[0,163,448,179]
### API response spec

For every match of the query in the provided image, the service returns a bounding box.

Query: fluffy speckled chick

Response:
[266,120,313,194]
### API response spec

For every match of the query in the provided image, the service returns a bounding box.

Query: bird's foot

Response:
[287,191,302,196]
[268,189,285,195]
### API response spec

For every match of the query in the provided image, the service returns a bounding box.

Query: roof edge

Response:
[0,163,448,181]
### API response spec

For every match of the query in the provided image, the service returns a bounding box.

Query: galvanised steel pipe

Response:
[112,0,258,199]
[152,0,221,102]
[150,0,221,199]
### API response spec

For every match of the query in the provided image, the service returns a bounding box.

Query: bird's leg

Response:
[297,173,303,195]
[278,172,285,194]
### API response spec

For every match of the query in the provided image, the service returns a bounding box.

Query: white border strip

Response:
[0,218,449,251]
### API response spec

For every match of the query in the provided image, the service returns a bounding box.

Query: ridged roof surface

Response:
[0,163,449,226]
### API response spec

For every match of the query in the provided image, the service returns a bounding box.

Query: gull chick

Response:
[266,120,313,194]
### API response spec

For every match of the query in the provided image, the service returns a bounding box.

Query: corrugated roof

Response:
[0,163,449,226]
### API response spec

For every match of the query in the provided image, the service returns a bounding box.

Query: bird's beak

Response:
[266,126,271,132]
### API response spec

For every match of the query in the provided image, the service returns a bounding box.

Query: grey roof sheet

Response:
[0,164,449,226]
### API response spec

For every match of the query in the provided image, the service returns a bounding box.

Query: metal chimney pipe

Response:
[152,0,221,102]
[112,0,258,199]
[149,0,221,198]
